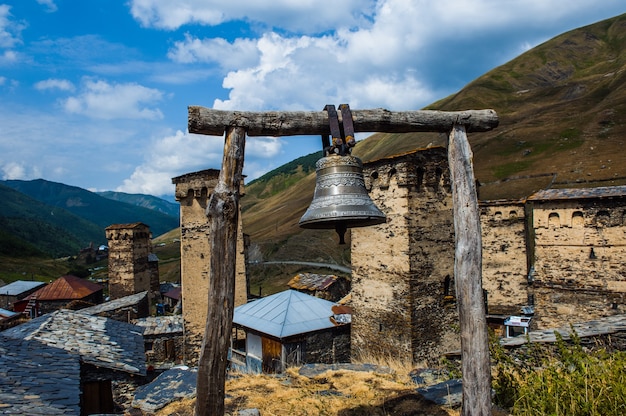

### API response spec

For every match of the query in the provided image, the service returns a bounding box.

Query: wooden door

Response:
[262,337,282,373]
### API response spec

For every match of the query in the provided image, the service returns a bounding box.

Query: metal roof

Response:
[1,309,146,375]
[0,280,46,296]
[233,290,338,339]
[27,275,103,301]
[528,185,626,201]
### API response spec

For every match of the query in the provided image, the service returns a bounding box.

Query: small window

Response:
[549,212,560,228]
[572,211,584,228]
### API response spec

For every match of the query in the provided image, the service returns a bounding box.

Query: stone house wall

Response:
[351,147,458,365]
[528,197,626,328]
[480,201,529,315]
[172,169,248,366]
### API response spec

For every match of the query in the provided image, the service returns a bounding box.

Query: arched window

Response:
[509,210,518,219]
[548,212,560,228]
[494,211,502,221]
[596,210,610,227]
[572,211,584,228]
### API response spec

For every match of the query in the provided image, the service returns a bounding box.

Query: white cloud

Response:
[0,5,25,49]
[1,162,41,180]
[129,0,375,33]
[34,78,75,92]
[62,79,164,120]
[36,0,58,13]
[168,34,259,70]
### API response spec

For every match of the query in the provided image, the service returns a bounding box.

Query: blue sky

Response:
[0,1,623,198]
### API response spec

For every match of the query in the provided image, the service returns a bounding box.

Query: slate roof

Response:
[26,275,103,301]
[233,290,338,339]
[0,280,46,296]
[288,273,339,291]
[1,309,146,375]
[133,315,184,336]
[0,336,81,415]
[78,290,148,315]
[528,185,626,201]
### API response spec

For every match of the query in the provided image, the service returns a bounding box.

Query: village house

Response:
[230,289,351,373]
[287,272,350,302]
[0,309,146,415]
[0,280,46,311]
[133,315,184,365]
[13,275,104,317]
[78,290,150,322]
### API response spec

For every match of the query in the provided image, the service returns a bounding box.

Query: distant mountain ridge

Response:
[97,191,180,218]
[0,179,179,258]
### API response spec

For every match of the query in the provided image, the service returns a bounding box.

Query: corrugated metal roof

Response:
[233,290,337,339]
[0,307,19,319]
[0,280,46,296]
[528,185,626,201]
[29,275,103,301]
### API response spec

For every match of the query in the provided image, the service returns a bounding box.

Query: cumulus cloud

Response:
[62,79,164,120]
[129,0,375,33]
[1,162,41,180]
[34,78,75,92]
[168,34,259,70]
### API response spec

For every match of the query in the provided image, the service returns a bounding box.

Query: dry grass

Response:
[156,365,461,416]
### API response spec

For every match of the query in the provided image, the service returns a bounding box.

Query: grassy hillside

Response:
[239,13,626,288]
[0,183,105,257]
[3,179,179,238]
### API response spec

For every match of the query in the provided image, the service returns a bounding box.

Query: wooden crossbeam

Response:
[188,106,498,136]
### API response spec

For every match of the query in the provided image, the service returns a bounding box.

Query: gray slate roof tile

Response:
[0,336,81,415]
[1,309,146,375]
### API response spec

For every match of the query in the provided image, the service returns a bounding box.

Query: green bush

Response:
[492,330,626,415]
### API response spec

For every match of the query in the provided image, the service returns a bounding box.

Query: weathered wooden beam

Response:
[448,124,492,416]
[195,125,246,416]
[188,106,498,137]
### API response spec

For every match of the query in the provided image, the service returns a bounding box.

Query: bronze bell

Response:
[299,154,386,244]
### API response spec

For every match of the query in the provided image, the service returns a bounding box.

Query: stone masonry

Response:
[172,169,248,366]
[106,223,157,303]
[351,148,626,365]
[351,147,458,365]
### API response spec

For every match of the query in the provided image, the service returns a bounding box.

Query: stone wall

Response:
[172,169,248,366]
[529,197,626,328]
[350,148,626,366]
[351,147,459,365]
[480,201,529,315]
[106,223,155,302]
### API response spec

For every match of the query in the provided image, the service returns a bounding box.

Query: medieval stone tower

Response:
[350,147,459,365]
[105,222,158,301]
[172,169,248,365]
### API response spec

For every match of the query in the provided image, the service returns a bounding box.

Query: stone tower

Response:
[350,147,459,365]
[105,222,157,301]
[172,169,248,365]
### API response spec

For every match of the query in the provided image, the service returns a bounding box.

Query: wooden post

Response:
[195,126,246,416]
[448,124,491,415]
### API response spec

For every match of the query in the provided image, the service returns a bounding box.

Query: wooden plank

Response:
[188,106,498,136]
[195,125,246,416]
[448,124,492,416]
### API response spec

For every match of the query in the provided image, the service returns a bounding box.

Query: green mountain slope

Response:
[97,191,180,219]
[2,179,179,238]
[0,183,104,257]
[241,13,626,277]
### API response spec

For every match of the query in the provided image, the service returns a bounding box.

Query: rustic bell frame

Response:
[188,105,499,416]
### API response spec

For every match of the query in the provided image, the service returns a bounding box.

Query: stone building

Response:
[105,223,159,302]
[350,147,458,365]
[527,186,626,328]
[350,146,626,365]
[172,169,248,365]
